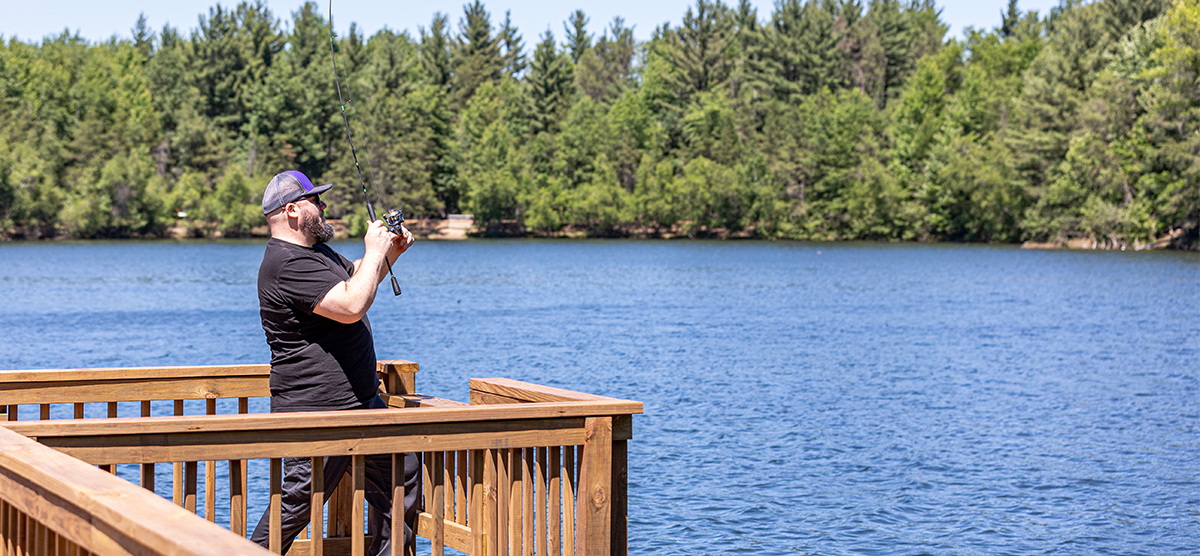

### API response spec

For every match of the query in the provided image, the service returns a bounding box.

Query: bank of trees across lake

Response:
[0,0,1196,246]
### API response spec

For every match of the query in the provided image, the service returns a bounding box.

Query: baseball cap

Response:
[262,171,333,215]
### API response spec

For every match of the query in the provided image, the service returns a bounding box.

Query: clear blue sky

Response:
[4,0,1062,45]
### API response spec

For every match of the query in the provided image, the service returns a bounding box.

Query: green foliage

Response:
[0,0,1194,248]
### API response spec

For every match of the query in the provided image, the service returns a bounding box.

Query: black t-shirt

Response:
[258,238,379,412]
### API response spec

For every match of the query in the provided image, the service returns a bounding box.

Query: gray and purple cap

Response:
[261,171,333,215]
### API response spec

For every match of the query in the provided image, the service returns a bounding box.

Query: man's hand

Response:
[365,220,398,259]
[387,224,415,262]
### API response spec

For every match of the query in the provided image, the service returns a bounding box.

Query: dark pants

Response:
[250,396,421,556]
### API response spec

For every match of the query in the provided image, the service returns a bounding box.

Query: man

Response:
[251,170,419,556]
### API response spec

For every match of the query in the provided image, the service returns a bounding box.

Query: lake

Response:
[1,239,1197,555]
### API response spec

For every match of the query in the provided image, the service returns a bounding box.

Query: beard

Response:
[301,211,335,243]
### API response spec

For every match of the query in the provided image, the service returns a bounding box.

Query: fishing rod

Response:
[329,0,404,296]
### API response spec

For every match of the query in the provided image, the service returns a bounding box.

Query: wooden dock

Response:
[0,361,641,556]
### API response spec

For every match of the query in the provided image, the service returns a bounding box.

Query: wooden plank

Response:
[0,365,270,387]
[443,452,454,530]
[0,427,272,556]
[562,447,575,556]
[575,418,611,556]
[39,405,49,421]
[470,451,484,556]
[497,449,509,556]
[382,394,469,409]
[184,462,198,514]
[205,400,216,522]
[3,402,640,438]
[456,451,468,526]
[310,457,324,556]
[536,447,546,556]
[470,391,524,406]
[416,514,470,554]
[522,448,533,556]
[390,453,404,556]
[468,379,627,404]
[548,448,560,556]
[352,456,365,556]
[141,401,154,493]
[269,458,282,554]
[229,459,246,536]
[483,450,497,556]
[31,421,589,468]
[73,404,83,420]
[0,378,269,406]
[610,439,628,556]
[431,451,446,556]
[508,450,521,556]
[287,536,376,556]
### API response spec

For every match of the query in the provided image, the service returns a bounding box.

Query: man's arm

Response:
[313,221,396,324]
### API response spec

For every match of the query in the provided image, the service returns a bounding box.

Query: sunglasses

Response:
[297,194,322,206]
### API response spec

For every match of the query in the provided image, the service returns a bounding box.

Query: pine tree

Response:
[563,10,593,64]
[660,0,738,103]
[528,31,574,135]
[453,0,503,108]
[1000,0,1020,38]
[576,17,636,103]
[132,13,155,60]
[498,11,527,77]
[419,13,454,92]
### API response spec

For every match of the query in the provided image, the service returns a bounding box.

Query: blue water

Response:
[1,240,1198,555]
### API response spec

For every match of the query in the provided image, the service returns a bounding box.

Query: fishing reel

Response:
[382,208,405,235]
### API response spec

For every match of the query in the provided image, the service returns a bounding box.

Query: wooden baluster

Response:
[549,447,561,556]
[509,449,522,556]
[469,450,484,556]
[456,450,468,525]
[497,449,509,556]
[391,453,407,556]
[185,462,198,514]
[576,417,612,556]
[484,449,498,556]
[141,401,155,492]
[205,399,217,522]
[443,452,454,531]
[563,447,575,556]
[173,400,184,506]
[73,404,83,419]
[351,455,365,556]
[431,451,446,556]
[230,398,249,536]
[422,453,433,534]
[612,429,629,556]
[269,458,282,554]
[1,501,8,556]
[39,405,49,420]
[523,448,533,556]
[101,403,118,474]
[536,447,547,556]
[310,457,324,556]
[5,406,14,422]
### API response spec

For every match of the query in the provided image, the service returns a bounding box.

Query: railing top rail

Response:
[0,427,272,556]
[2,399,643,439]
[0,359,418,383]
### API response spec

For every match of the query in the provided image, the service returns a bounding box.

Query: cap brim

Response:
[307,183,334,196]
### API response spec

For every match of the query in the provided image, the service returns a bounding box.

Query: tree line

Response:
[0,0,1196,247]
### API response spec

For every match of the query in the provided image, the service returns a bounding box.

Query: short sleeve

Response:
[276,253,344,313]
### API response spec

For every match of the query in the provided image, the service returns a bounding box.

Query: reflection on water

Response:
[2,240,1198,555]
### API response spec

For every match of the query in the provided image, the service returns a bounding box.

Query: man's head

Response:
[263,171,334,245]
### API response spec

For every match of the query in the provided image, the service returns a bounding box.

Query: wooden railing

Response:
[0,363,641,556]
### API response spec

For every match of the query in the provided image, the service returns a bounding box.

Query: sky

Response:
[4,0,1064,45]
